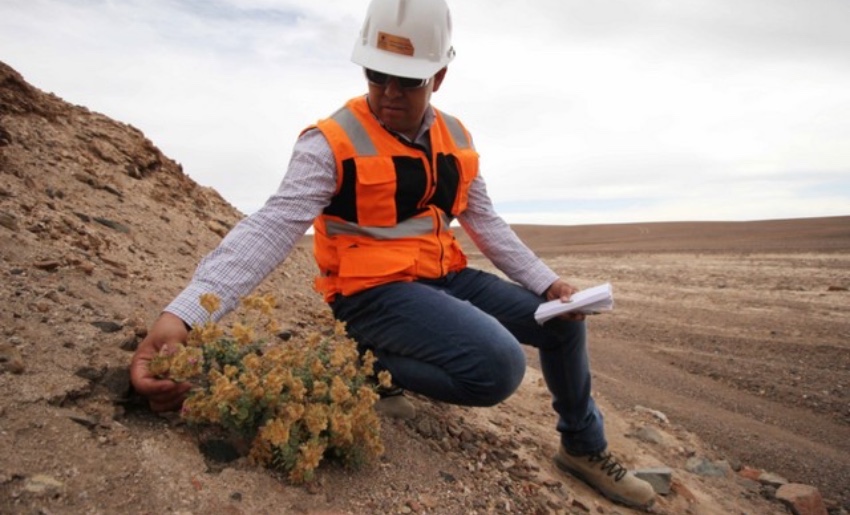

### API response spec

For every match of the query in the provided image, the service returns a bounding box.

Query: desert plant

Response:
[148,293,389,483]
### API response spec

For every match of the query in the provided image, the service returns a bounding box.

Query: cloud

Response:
[1,0,848,223]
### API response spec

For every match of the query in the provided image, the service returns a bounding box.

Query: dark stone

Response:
[91,321,123,333]
[93,217,130,233]
[75,365,106,382]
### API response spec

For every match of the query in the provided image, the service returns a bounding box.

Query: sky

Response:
[2,0,849,226]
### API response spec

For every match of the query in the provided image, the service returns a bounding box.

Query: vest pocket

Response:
[337,243,420,295]
[355,157,397,226]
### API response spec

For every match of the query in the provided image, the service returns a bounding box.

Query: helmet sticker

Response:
[377,32,415,56]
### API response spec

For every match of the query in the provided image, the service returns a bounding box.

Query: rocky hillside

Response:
[0,61,837,514]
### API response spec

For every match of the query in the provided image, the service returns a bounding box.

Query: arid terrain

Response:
[1,60,848,514]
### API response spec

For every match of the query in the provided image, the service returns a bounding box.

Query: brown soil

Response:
[1,60,848,514]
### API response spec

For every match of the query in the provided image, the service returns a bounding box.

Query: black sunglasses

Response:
[364,68,430,89]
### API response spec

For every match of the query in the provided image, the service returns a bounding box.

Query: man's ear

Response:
[432,67,448,92]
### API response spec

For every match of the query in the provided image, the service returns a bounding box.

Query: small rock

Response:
[0,211,18,231]
[119,334,139,352]
[631,425,665,445]
[65,410,99,429]
[685,457,731,477]
[776,483,828,515]
[634,405,669,424]
[33,260,61,272]
[77,261,95,275]
[207,220,228,237]
[758,471,790,487]
[75,366,106,382]
[91,321,123,333]
[93,217,129,233]
[0,342,25,374]
[634,467,673,495]
[24,474,64,497]
[738,466,762,481]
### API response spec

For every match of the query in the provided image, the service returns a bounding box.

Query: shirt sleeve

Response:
[457,173,559,296]
[165,129,337,326]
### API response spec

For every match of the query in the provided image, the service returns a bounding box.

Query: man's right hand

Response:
[130,312,193,412]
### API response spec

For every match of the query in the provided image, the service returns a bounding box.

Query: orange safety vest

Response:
[310,96,479,301]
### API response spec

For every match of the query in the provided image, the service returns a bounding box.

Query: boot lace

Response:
[588,452,628,481]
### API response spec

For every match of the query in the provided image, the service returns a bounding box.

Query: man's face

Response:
[366,68,447,139]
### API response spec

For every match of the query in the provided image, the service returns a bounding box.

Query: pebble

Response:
[0,342,25,374]
[0,211,19,231]
[24,474,64,497]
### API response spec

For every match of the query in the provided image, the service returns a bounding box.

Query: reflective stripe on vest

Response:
[325,211,451,240]
[441,113,471,150]
[330,106,378,156]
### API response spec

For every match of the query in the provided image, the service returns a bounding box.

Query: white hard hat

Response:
[351,0,456,80]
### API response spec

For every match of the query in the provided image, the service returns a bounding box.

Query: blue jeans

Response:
[330,267,607,455]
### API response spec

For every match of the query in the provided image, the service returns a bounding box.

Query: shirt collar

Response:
[365,95,435,145]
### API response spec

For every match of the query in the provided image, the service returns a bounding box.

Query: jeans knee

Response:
[466,344,526,406]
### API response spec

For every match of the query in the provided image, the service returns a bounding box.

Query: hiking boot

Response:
[553,446,655,510]
[374,386,416,420]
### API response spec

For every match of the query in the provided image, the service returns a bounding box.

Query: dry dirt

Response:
[1,60,848,515]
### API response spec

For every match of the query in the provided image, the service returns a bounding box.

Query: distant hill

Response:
[478,217,850,256]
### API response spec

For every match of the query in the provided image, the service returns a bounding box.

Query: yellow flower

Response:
[310,358,327,378]
[258,417,292,447]
[242,353,262,373]
[303,403,329,438]
[240,371,264,400]
[210,373,242,406]
[199,293,221,315]
[306,332,321,349]
[260,293,277,316]
[329,344,349,369]
[289,377,306,402]
[377,370,393,389]
[310,380,329,400]
[264,319,280,335]
[356,385,379,412]
[262,366,288,396]
[341,363,357,381]
[329,407,353,446]
[359,350,377,377]
[223,364,239,379]
[232,322,256,346]
[330,376,352,405]
[280,402,305,423]
[147,354,171,378]
[168,345,203,382]
[289,438,326,483]
[248,437,273,467]
[300,438,326,471]
[193,321,224,345]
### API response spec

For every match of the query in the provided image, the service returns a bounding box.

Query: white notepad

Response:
[534,282,614,324]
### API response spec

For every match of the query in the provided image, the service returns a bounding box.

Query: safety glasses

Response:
[364,68,431,89]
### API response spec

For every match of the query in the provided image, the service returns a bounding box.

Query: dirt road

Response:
[465,219,850,504]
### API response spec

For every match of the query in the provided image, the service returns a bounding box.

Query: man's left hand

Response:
[544,279,587,321]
